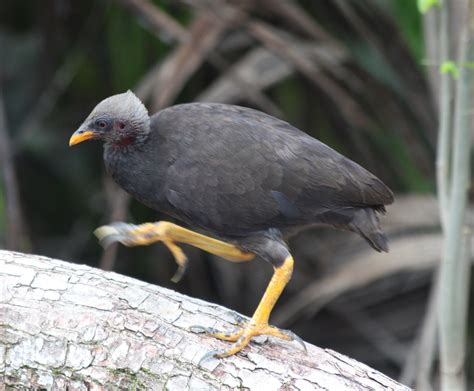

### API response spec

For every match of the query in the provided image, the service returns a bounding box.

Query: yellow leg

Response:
[194,255,306,361]
[94,221,255,281]
[252,255,294,324]
[95,221,304,359]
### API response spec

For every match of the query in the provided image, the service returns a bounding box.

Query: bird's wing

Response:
[156,103,393,234]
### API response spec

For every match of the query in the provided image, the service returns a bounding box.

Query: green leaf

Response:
[440,61,460,79]
[417,0,439,14]
[392,0,423,61]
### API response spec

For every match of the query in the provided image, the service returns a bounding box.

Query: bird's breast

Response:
[103,146,167,211]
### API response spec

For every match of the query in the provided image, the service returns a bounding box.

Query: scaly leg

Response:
[193,255,306,361]
[94,221,255,281]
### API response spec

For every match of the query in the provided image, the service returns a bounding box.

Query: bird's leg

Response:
[94,221,255,281]
[95,222,303,358]
[194,254,306,361]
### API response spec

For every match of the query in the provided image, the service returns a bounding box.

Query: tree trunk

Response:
[0,250,410,390]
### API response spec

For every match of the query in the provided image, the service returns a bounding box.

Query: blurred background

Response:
[0,0,470,387]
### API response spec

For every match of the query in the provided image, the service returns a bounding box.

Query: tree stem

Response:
[438,2,474,389]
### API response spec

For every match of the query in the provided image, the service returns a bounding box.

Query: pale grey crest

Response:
[88,90,150,132]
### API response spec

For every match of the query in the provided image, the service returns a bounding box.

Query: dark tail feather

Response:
[349,207,389,252]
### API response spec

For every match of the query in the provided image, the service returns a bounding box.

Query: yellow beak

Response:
[69,130,96,146]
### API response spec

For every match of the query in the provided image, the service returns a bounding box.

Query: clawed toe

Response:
[189,325,214,334]
[170,263,188,283]
[198,349,223,365]
[278,329,307,352]
[289,331,307,352]
[230,312,247,326]
[193,320,306,361]
[190,324,243,342]
[94,225,124,247]
[94,223,140,247]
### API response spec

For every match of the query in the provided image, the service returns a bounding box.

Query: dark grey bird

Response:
[70,90,393,359]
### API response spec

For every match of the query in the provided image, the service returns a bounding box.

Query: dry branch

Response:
[115,0,278,114]
[114,0,188,43]
[0,250,410,390]
[265,0,338,44]
[149,11,229,112]
[245,21,371,130]
[197,43,346,109]
[197,46,290,103]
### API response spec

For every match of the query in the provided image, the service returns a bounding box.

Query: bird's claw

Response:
[190,323,244,342]
[94,224,128,248]
[229,312,247,326]
[94,223,137,246]
[282,329,307,352]
[198,349,224,365]
[189,325,212,334]
[170,263,188,283]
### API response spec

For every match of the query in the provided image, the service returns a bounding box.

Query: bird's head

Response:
[69,90,150,147]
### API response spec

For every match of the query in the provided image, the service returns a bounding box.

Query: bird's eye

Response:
[117,121,126,130]
[96,120,108,129]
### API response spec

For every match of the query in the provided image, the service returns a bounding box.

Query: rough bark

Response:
[0,250,410,390]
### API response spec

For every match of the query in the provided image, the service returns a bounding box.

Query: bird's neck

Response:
[106,132,149,154]
[103,138,145,192]
[103,130,168,212]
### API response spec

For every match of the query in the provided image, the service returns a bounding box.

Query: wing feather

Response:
[156,103,393,234]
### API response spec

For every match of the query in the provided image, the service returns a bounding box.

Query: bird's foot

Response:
[95,222,168,246]
[94,221,188,282]
[190,325,244,342]
[191,321,306,363]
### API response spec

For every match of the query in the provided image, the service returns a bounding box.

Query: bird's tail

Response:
[349,207,389,252]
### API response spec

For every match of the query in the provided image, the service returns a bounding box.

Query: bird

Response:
[69,90,393,360]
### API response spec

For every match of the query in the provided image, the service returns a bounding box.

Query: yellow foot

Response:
[191,321,306,363]
[190,325,244,342]
[94,221,254,282]
[94,222,188,282]
[190,314,246,341]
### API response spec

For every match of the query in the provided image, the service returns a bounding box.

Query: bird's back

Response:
[144,103,393,246]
